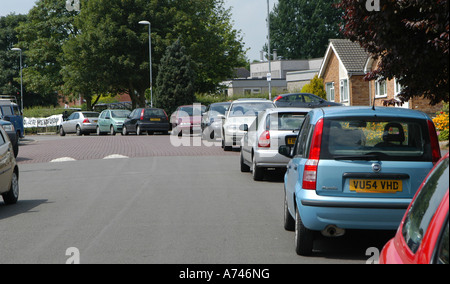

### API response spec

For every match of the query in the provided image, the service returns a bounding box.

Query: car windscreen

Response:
[144,109,166,117]
[402,156,449,254]
[267,112,307,131]
[229,102,274,117]
[320,117,432,161]
[179,106,205,116]
[111,110,130,118]
[83,112,99,118]
[210,104,229,116]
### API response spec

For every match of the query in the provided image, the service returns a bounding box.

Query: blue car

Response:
[279,106,442,256]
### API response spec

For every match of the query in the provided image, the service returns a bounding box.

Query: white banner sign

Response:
[24,114,63,128]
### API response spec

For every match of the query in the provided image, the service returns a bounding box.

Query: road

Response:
[1,134,403,264]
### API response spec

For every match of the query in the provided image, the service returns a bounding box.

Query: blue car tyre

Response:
[295,206,314,256]
[284,190,295,231]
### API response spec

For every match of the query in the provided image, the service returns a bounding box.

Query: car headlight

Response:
[226,125,239,132]
[1,124,14,132]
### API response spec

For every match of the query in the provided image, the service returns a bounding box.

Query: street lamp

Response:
[139,20,153,108]
[266,0,272,101]
[11,47,23,113]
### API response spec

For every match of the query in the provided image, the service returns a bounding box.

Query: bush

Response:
[439,129,449,142]
[300,75,326,99]
[195,92,272,106]
[23,106,66,118]
[433,103,449,142]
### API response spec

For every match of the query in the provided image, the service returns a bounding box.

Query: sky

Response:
[0,0,279,62]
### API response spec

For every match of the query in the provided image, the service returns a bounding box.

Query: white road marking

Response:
[50,157,77,163]
[103,154,129,159]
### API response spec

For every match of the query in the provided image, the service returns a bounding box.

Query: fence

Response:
[23,114,63,134]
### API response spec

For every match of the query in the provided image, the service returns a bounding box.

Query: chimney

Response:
[273,49,278,61]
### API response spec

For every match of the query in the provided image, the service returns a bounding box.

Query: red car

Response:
[380,152,449,264]
[170,104,206,136]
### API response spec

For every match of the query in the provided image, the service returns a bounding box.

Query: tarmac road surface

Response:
[1,135,396,264]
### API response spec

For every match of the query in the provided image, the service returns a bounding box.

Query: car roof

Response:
[308,106,430,122]
[231,98,274,103]
[178,104,205,108]
[210,102,231,105]
[102,109,130,112]
[264,107,312,114]
[279,92,315,97]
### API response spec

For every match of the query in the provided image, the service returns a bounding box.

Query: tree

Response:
[301,75,326,99]
[61,0,245,109]
[16,0,78,104]
[268,0,342,59]
[336,0,449,105]
[61,0,151,109]
[172,0,246,93]
[0,14,27,97]
[154,39,196,115]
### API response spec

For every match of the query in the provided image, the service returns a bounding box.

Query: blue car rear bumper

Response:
[296,190,411,231]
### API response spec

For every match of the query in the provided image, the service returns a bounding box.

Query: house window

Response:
[244,88,261,95]
[375,79,387,97]
[326,82,335,102]
[340,79,349,102]
[394,78,404,95]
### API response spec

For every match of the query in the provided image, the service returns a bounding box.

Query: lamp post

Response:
[266,0,272,101]
[139,20,153,108]
[11,47,23,112]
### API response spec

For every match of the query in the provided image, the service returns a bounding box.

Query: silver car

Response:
[201,102,231,140]
[240,108,310,181]
[220,98,275,151]
[60,111,100,136]
[0,125,19,205]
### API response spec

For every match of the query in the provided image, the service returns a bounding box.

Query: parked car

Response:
[0,124,19,205]
[0,98,24,139]
[122,108,170,135]
[170,104,206,136]
[0,120,18,158]
[279,106,441,256]
[221,98,275,151]
[201,102,231,140]
[240,108,310,181]
[380,153,449,264]
[97,109,131,135]
[273,93,342,108]
[59,111,100,136]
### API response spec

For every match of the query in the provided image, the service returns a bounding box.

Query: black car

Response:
[273,93,343,108]
[122,108,170,135]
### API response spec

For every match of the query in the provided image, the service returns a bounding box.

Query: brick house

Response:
[318,39,370,106]
[365,57,442,115]
[319,39,443,115]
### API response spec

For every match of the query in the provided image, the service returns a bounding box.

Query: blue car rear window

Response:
[320,117,432,162]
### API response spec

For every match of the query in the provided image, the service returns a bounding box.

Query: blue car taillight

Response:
[302,118,323,190]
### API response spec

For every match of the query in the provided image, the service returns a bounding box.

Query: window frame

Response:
[326,82,335,102]
[340,79,349,102]
[375,79,388,98]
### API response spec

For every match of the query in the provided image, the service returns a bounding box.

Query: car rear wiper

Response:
[334,154,381,161]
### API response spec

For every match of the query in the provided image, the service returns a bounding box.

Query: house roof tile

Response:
[330,39,369,73]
